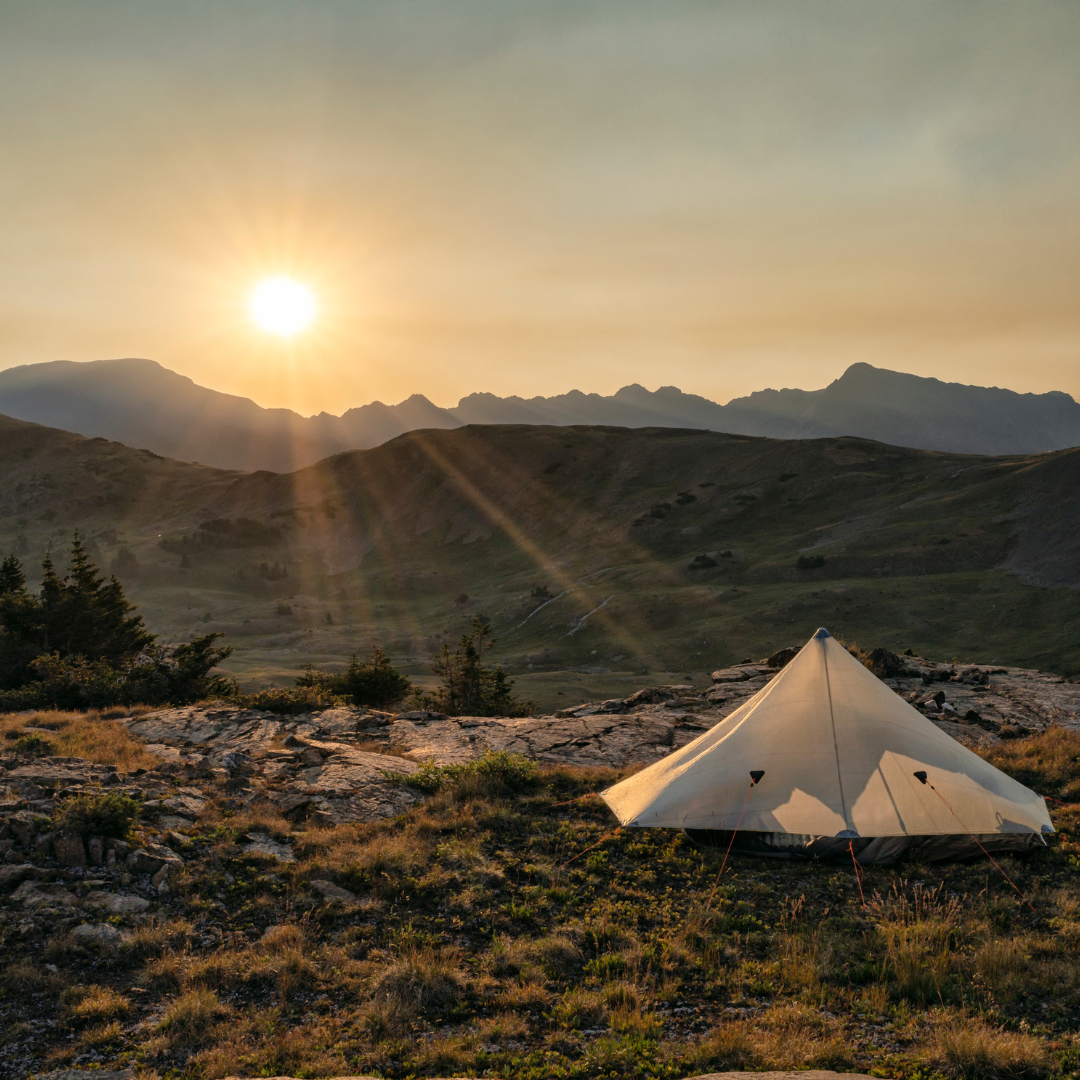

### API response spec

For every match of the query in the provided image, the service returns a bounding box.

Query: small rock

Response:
[126,844,183,875]
[242,833,295,862]
[71,922,124,952]
[309,878,356,902]
[87,836,104,865]
[54,831,87,868]
[85,892,151,915]
[151,864,170,891]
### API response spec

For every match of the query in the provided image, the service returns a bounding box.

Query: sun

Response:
[249,277,316,336]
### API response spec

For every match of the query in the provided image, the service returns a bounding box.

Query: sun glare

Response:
[249,277,316,336]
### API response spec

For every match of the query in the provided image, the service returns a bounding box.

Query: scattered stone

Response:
[309,879,357,902]
[71,922,124,951]
[242,833,295,862]
[84,891,151,915]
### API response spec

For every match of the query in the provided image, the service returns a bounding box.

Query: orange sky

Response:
[1,2,1078,416]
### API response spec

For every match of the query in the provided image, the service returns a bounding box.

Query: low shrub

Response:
[10,732,56,756]
[232,685,337,714]
[388,750,540,798]
[296,646,412,709]
[53,790,139,839]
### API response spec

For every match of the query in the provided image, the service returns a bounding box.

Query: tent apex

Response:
[812,627,832,639]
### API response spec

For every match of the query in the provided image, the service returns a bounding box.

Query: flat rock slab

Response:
[389,709,711,767]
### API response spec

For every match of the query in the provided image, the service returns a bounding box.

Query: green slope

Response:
[1,416,1078,705]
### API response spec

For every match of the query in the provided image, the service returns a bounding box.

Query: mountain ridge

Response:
[0,357,1077,471]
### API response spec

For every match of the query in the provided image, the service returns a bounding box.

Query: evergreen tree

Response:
[425,618,533,717]
[0,534,162,691]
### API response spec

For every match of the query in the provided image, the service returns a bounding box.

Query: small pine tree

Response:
[425,618,533,717]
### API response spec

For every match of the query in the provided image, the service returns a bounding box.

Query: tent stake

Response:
[848,840,865,908]
[913,771,1036,913]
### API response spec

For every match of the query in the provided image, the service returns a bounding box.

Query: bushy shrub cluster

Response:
[53,791,139,839]
[389,750,540,797]
[295,646,411,709]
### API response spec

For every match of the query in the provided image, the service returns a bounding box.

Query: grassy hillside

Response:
[1,415,1079,704]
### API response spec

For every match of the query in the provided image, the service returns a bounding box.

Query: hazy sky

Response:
[1,1,1078,416]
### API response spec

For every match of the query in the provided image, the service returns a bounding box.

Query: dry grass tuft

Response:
[260,922,306,952]
[120,919,192,961]
[922,1016,1052,1079]
[78,1020,125,1049]
[529,932,582,978]
[158,988,231,1043]
[868,880,965,1004]
[0,708,157,771]
[553,987,606,1029]
[193,1014,348,1080]
[372,945,462,1014]
[0,959,66,994]
[61,984,131,1023]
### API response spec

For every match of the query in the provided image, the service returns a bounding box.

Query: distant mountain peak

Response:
[0,356,1077,471]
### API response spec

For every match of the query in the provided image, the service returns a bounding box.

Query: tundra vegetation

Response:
[2,728,1080,1079]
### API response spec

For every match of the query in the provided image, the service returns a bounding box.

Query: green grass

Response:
[4,424,1080,699]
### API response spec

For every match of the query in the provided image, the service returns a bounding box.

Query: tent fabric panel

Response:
[601,627,1054,844]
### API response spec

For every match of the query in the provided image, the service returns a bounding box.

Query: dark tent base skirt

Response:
[683,828,1047,866]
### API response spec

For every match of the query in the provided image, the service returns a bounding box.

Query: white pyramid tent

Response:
[602,628,1053,864]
